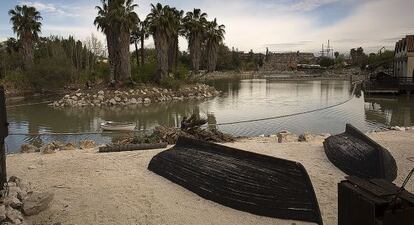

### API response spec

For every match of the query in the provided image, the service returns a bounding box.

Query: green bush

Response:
[1,70,31,90]
[29,55,74,90]
[132,62,157,83]
[160,76,184,90]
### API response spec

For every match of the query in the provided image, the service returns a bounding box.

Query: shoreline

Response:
[7,129,414,225]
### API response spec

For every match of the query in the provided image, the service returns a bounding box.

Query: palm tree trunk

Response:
[22,37,34,69]
[207,42,218,72]
[190,33,202,73]
[134,40,140,67]
[154,29,168,83]
[140,33,145,66]
[106,31,115,82]
[168,36,178,73]
[117,31,132,82]
[175,37,179,72]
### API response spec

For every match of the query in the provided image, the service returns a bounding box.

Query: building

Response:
[261,52,316,71]
[394,35,414,78]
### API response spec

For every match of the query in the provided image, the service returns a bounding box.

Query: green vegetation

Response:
[1,1,237,93]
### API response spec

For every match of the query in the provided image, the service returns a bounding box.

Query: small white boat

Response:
[100,121,136,131]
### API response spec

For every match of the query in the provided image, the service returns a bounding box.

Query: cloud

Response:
[19,1,78,16]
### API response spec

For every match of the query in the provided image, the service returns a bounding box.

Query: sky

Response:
[1,0,414,54]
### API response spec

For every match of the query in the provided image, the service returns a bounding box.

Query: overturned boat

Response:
[323,124,397,181]
[148,137,323,224]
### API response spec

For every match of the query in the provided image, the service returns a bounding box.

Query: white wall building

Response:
[394,35,414,78]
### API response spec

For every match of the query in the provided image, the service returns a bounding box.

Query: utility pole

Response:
[0,86,8,190]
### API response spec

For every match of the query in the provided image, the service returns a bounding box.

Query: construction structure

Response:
[394,35,414,79]
[320,40,334,58]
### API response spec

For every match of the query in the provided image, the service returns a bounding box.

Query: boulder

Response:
[40,145,55,154]
[20,144,39,153]
[22,192,54,216]
[109,98,117,105]
[80,140,96,150]
[144,98,151,104]
[0,205,6,222]
[3,196,23,209]
[60,143,76,151]
[298,132,314,142]
[5,206,23,224]
[130,98,138,104]
[71,96,78,101]
[276,131,298,143]
[97,95,105,101]
[391,126,405,131]
[98,90,104,95]
[114,96,121,102]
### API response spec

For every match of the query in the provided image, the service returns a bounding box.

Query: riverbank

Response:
[202,68,366,82]
[7,130,414,225]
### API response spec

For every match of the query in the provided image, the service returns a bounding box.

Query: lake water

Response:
[5,78,414,153]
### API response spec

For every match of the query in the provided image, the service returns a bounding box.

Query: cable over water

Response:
[215,84,357,126]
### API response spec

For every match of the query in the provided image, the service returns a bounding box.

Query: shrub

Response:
[132,62,157,83]
[29,55,74,90]
[1,70,31,90]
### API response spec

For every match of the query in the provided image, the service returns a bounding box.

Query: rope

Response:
[215,84,357,126]
[6,100,53,108]
[8,130,152,136]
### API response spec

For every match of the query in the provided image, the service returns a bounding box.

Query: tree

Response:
[168,8,184,73]
[334,51,339,59]
[183,9,208,74]
[146,3,175,82]
[8,5,42,68]
[131,20,150,67]
[95,0,139,83]
[205,18,225,72]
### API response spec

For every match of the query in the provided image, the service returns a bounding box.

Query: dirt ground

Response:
[7,130,414,225]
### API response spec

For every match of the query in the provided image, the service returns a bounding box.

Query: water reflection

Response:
[5,79,414,153]
[365,96,414,127]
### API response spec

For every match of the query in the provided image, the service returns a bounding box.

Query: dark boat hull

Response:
[323,124,397,181]
[148,137,323,225]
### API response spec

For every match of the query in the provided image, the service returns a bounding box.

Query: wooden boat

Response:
[323,124,397,181]
[148,137,323,224]
[100,121,136,131]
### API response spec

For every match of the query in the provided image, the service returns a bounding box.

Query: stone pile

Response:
[50,84,220,108]
[0,176,54,225]
[389,126,414,131]
[20,140,96,154]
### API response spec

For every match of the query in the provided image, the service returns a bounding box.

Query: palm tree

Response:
[95,0,139,83]
[95,0,115,81]
[183,9,208,74]
[168,8,184,73]
[131,20,150,67]
[205,19,225,72]
[9,5,42,68]
[146,3,174,82]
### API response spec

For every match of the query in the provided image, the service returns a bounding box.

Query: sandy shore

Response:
[7,130,414,225]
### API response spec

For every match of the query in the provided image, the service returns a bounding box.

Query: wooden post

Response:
[0,86,8,189]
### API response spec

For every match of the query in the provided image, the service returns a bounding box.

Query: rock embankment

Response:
[20,140,97,154]
[50,84,219,108]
